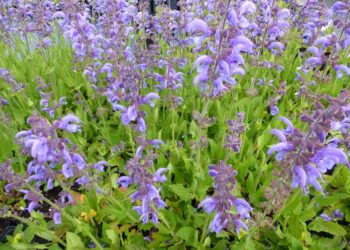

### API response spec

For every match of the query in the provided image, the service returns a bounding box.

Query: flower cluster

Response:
[188,1,255,97]
[13,113,85,213]
[268,91,350,193]
[0,0,55,48]
[117,141,167,224]
[198,161,252,233]
[225,112,245,153]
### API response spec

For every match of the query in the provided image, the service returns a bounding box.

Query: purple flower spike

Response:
[118,146,167,224]
[269,92,350,194]
[198,161,252,233]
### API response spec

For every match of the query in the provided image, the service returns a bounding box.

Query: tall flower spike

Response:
[198,161,252,233]
[117,144,167,224]
[268,92,350,193]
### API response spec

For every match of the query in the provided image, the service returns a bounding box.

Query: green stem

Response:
[6,213,67,247]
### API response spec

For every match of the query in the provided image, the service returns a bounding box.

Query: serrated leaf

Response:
[106,229,117,244]
[176,227,195,243]
[169,184,193,201]
[66,232,85,250]
[309,219,346,236]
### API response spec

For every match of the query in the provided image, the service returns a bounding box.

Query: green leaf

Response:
[169,184,193,201]
[176,227,195,243]
[309,219,346,236]
[314,193,350,206]
[66,232,85,250]
[106,229,117,245]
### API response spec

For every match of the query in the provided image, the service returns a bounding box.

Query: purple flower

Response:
[209,212,226,233]
[73,42,86,57]
[233,198,253,219]
[28,201,38,213]
[153,168,167,183]
[121,105,137,125]
[30,139,49,163]
[312,147,349,173]
[304,57,322,68]
[279,116,295,134]
[331,118,350,132]
[334,64,350,78]
[143,93,160,107]
[100,63,114,77]
[270,105,279,116]
[291,166,307,191]
[305,164,323,191]
[268,42,284,55]
[333,209,344,219]
[58,114,81,133]
[118,148,168,224]
[333,1,349,14]
[233,218,249,234]
[227,10,238,27]
[239,1,256,15]
[306,46,321,57]
[198,197,216,213]
[231,36,254,53]
[194,55,213,68]
[271,129,287,142]
[132,184,166,224]
[117,176,133,188]
[187,19,212,35]
[72,153,86,171]
[267,142,294,161]
[62,163,74,178]
[76,175,90,186]
[53,212,62,224]
[93,161,108,172]
[198,161,252,233]
[320,213,332,221]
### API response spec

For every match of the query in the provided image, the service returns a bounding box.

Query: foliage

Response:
[0,0,350,249]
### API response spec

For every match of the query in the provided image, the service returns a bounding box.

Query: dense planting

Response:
[0,0,350,249]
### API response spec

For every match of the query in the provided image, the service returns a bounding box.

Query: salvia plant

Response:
[0,0,350,249]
